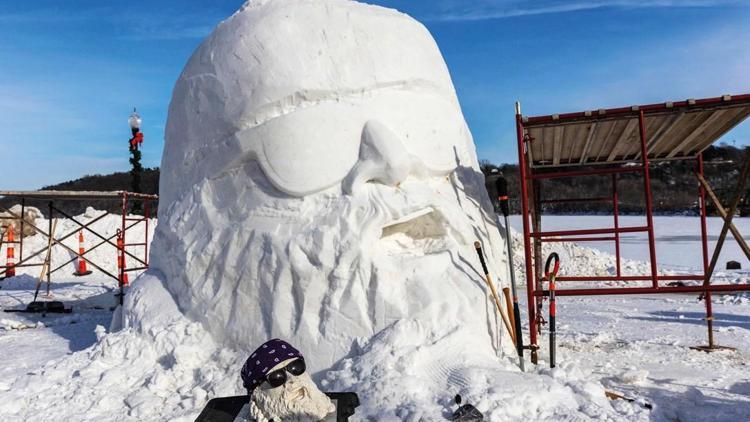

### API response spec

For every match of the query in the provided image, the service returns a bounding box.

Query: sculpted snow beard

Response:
[154,160,500,370]
[250,372,335,422]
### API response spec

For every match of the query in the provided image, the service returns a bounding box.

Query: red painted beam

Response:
[540,196,613,204]
[540,236,616,242]
[523,93,750,126]
[531,165,644,180]
[535,283,750,296]
[549,275,705,282]
[532,226,649,238]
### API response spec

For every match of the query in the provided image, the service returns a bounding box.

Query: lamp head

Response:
[128,108,142,133]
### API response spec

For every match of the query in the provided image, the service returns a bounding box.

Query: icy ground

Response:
[0,215,748,421]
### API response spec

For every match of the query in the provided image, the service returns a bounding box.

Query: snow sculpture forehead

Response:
[164,0,473,198]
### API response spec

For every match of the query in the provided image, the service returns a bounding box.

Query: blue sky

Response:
[1,0,748,189]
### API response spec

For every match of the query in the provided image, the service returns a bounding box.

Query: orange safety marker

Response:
[117,233,128,285]
[73,230,93,276]
[5,226,16,277]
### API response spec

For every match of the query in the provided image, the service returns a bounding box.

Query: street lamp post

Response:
[128,108,144,213]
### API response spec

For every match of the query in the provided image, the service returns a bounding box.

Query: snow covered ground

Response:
[0,213,747,420]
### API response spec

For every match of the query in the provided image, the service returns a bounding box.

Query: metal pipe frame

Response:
[613,174,622,277]
[19,198,25,261]
[119,193,127,306]
[540,196,613,204]
[514,101,750,364]
[53,206,146,266]
[1,205,119,281]
[0,192,155,291]
[697,154,713,346]
[540,236,616,243]
[49,218,143,274]
[0,206,109,276]
[638,110,660,288]
[536,283,750,297]
[516,104,539,363]
[548,275,705,282]
[531,165,644,180]
[533,226,649,238]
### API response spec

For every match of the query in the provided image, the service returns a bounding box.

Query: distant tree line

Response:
[0,168,159,217]
[1,144,748,218]
[481,144,750,216]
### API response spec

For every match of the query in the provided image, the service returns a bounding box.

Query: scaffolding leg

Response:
[698,154,712,348]
[19,198,25,261]
[515,107,538,364]
[531,179,543,349]
[612,174,621,277]
[46,202,52,297]
[637,111,659,288]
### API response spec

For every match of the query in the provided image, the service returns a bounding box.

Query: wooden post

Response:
[695,173,750,261]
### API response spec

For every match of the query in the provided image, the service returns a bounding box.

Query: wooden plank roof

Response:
[521,93,750,169]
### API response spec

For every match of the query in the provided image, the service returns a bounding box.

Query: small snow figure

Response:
[239,339,335,422]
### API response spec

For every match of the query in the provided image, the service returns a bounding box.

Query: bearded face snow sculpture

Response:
[152,0,507,372]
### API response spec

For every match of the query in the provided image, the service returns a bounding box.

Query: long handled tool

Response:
[544,252,560,368]
[33,218,58,302]
[474,241,516,345]
[495,174,526,370]
[605,390,653,410]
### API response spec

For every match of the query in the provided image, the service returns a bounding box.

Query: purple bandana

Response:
[241,338,303,392]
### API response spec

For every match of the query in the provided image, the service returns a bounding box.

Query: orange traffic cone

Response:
[73,230,93,276]
[117,234,128,285]
[5,227,15,277]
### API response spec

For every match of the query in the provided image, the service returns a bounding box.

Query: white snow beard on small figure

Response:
[249,360,335,422]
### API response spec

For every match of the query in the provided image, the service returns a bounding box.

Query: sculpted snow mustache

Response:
[250,369,334,422]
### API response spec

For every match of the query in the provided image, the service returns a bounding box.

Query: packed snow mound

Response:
[321,318,640,420]
[148,0,511,373]
[0,275,241,421]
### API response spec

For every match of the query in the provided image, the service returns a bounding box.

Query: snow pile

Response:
[149,0,509,373]
[0,276,241,421]
[321,319,641,420]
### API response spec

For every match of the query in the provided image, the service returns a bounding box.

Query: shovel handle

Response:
[544,252,560,280]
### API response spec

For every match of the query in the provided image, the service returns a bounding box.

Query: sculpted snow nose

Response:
[343,120,412,195]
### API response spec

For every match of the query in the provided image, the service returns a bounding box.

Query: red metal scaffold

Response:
[515,94,750,362]
[0,190,158,306]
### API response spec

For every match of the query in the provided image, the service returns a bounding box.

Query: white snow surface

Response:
[1,0,749,421]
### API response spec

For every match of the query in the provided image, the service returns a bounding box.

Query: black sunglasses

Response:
[264,358,306,389]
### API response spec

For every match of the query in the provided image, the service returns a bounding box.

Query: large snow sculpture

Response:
[147,0,508,372]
